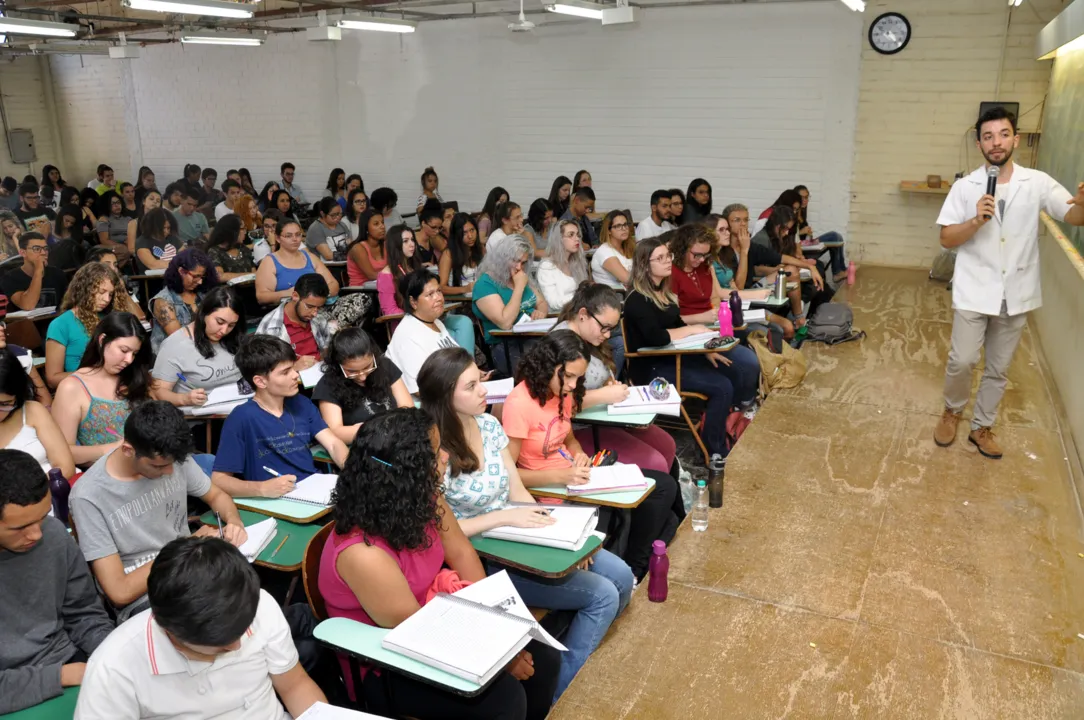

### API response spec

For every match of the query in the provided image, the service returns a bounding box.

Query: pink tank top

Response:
[346,242,388,286]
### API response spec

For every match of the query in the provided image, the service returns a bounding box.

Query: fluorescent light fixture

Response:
[839,0,865,11]
[545,1,605,19]
[180,31,264,45]
[0,16,78,37]
[1036,0,1084,59]
[122,0,254,20]
[1009,0,1024,6]
[336,16,416,33]
[28,42,108,54]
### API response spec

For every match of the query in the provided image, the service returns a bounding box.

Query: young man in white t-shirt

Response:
[635,189,675,242]
[74,536,327,720]
[214,179,242,221]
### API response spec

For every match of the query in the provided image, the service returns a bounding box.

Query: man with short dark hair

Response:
[161,182,183,213]
[73,537,327,720]
[215,179,242,221]
[636,189,675,242]
[172,188,209,245]
[1,232,69,310]
[933,106,1084,458]
[211,335,348,497]
[87,164,114,194]
[558,186,598,247]
[280,162,306,205]
[200,167,222,206]
[68,401,247,621]
[0,176,20,211]
[0,449,114,715]
[15,182,56,237]
[255,272,338,366]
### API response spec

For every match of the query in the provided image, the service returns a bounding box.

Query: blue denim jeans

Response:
[818,231,846,274]
[502,548,633,700]
[444,313,476,355]
[720,344,761,406]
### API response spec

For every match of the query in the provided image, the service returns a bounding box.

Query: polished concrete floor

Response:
[551,267,1084,719]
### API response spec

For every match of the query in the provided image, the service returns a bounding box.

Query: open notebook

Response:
[481,505,598,551]
[568,463,649,496]
[282,473,338,506]
[609,384,681,417]
[227,273,257,286]
[513,314,557,333]
[238,517,278,562]
[299,363,326,389]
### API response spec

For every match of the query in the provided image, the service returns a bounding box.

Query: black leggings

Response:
[624,469,681,579]
[361,640,560,720]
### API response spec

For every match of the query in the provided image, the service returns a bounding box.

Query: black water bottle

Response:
[48,468,70,524]
[707,454,725,508]
[729,290,743,327]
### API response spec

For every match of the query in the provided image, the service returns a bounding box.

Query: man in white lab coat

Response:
[933,106,1084,458]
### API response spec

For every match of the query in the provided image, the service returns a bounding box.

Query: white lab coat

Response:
[936,164,1072,316]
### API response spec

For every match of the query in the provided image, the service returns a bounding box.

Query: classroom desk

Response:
[573,405,658,450]
[529,476,656,509]
[324,259,348,287]
[314,618,488,696]
[340,281,377,294]
[489,318,559,374]
[471,534,602,578]
[0,688,78,720]
[636,338,739,356]
[200,509,325,572]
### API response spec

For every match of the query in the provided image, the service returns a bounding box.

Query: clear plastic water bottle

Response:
[691,480,709,532]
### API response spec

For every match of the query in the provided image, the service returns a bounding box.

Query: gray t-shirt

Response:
[305,219,351,259]
[151,326,241,392]
[69,455,211,618]
[553,321,611,389]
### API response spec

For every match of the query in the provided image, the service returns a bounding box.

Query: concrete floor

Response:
[550,267,1084,719]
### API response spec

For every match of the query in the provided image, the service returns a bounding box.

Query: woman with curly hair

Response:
[151,286,247,408]
[52,312,151,466]
[0,209,22,259]
[203,214,256,282]
[233,192,262,235]
[438,213,483,298]
[319,407,559,719]
[44,262,129,387]
[472,234,549,373]
[148,247,219,353]
[536,219,590,312]
[311,327,411,443]
[419,347,631,698]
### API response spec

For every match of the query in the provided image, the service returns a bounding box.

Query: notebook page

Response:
[454,571,567,651]
[238,518,278,561]
[282,473,338,505]
[484,505,597,544]
[299,363,326,389]
[296,701,389,719]
[574,463,648,493]
[204,383,253,407]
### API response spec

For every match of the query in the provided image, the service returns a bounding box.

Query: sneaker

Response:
[934,409,962,447]
[968,427,1003,459]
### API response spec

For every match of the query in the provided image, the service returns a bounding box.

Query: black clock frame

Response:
[868,12,911,56]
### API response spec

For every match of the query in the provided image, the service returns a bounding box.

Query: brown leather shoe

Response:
[934,409,962,447]
[968,427,1003,459]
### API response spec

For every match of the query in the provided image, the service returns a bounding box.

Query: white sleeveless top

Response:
[4,406,53,473]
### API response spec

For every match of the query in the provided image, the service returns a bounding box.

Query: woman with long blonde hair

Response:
[44,263,129,388]
[591,210,635,290]
[536,219,590,312]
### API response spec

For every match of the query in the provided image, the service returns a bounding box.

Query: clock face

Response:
[869,12,911,55]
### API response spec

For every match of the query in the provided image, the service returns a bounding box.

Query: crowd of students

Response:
[0,159,849,720]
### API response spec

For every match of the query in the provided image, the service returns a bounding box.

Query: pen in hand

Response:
[263,466,281,477]
[214,511,224,539]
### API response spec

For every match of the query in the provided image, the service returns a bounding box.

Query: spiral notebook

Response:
[568,463,649,495]
[282,473,338,506]
[481,505,598,551]
[238,517,278,562]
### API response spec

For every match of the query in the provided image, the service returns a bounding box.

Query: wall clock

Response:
[869,12,911,55]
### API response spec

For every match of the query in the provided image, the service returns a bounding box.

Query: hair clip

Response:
[370,456,394,468]
[647,377,670,401]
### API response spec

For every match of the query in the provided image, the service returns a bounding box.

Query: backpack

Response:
[806,303,865,345]
[746,330,807,394]
[930,248,956,282]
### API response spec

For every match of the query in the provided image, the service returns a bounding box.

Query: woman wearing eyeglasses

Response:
[305,197,351,263]
[148,248,219,354]
[591,210,635,291]
[312,327,412,444]
[536,219,591,313]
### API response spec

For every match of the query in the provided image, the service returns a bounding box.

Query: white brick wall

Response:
[848,0,1063,268]
[0,57,60,180]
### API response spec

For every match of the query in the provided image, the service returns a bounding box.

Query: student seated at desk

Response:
[438,212,483,298]
[0,350,74,476]
[82,247,145,321]
[536,220,590,313]
[345,209,387,285]
[376,223,422,316]
[472,235,549,373]
[502,331,677,579]
[212,335,348,498]
[148,247,218,354]
[751,205,834,323]
[151,287,245,408]
[254,218,339,306]
[313,327,412,443]
[256,272,339,371]
[591,210,634,291]
[319,408,560,719]
[69,401,247,622]
[133,208,183,274]
[0,318,51,405]
[202,214,256,282]
[306,197,352,262]
[418,348,631,700]
[74,537,326,720]
[53,313,150,467]
[1,231,69,311]
[0,449,114,715]
[624,239,759,458]
[45,262,128,388]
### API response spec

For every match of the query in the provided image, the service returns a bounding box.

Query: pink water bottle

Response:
[717,301,734,338]
[648,540,669,602]
[847,261,856,286]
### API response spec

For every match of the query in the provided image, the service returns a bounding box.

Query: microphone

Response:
[984,165,999,220]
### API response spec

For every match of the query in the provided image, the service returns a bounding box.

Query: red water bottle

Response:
[647,540,669,602]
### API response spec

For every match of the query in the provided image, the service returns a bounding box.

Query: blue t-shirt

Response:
[212,394,327,481]
[45,310,93,372]
[471,273,538,344]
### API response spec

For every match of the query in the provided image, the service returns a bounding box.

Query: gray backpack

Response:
[806,303,865,345]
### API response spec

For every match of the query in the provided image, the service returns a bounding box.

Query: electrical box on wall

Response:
[7,129,36,164]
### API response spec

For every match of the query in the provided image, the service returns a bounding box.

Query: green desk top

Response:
[314,617,485,696]
[471,534,601,578]
[311,446,333,463]
[529,476,656,508]
[0,688,78,719]
[201,509,326,571]
[574,405,657,428]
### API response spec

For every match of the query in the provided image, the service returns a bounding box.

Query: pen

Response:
[176,372,189,385]
[557,448,575,466]
[105,427,120,438]
[214,511,224,539]
[263,466,281,477]
[269,534,289,561]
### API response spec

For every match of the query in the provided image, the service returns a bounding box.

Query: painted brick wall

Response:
[0,57,60,180]
[848,0,1065,268]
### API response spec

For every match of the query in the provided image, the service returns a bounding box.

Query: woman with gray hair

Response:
[472,233,549,373]
[537,219,591,312]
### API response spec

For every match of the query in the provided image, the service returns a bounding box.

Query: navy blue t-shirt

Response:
[212,395,327,481]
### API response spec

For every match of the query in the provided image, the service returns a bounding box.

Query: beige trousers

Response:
[943,301,1027,430]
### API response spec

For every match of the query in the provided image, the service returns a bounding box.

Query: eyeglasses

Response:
[341,358,378,379]
[610,222,629,230]
[650,253,674,264]
[24,195,39,201]
[26,246,48,254]
[690,252,709,261]
[591,311,618,335]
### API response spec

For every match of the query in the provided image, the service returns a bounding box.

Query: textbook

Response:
[7,306,56,320]
[482,377,514,403]
[568,463,649,496]
[381,571,564,685]
[282,473,338,506]
[238,517,278,562]
[608,384,681,417]
[513,314,557,333]
[481,505,599,551]
[227,273,257,286]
